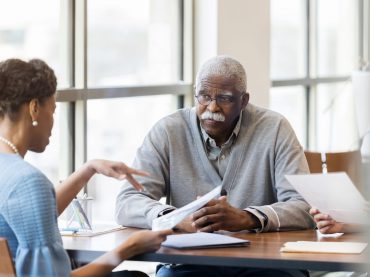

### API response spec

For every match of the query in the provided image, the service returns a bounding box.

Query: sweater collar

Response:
[200,112,243,149]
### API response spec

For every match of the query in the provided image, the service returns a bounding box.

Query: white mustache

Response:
[201,110,225,122]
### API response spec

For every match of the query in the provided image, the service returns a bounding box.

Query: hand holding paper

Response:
[192,195,261,232]
[286,172,368,224]
[152,186,222,231]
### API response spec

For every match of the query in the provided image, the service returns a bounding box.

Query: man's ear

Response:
[29,99,40,121]
[241,92,249,109]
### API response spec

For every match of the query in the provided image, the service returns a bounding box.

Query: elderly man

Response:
[116,55,314,277]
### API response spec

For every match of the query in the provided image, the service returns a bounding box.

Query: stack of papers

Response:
[162,232,250,249]
[280,241,368,254]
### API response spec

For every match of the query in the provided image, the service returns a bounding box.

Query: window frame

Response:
[55,0,193,188]
[271,0,368,149]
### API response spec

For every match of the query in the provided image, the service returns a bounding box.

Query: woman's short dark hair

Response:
[0,58,57,118]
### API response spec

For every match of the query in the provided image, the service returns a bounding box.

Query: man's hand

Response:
[191,196,261,232]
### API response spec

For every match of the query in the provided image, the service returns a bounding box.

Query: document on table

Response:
[285,172,368,224]
[162,232,250,249]
[281,241,368,254]
[60,224,126,237]
[152,186,222,231]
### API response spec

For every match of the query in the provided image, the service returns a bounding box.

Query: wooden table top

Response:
[63,228,369,271]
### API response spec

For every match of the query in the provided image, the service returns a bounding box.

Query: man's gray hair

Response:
[195,55,247,93]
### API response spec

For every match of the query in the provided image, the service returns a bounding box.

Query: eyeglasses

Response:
[195,93,244,107]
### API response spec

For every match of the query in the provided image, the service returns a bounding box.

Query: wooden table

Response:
[63,228,369,272]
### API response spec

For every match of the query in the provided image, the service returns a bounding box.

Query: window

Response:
[315,82,358,151]
[0,0,69,87]
[25,104,61,185]
[83,0,188,223]
[0,0,191,224]
[270,86,306,143]
[0,0,69,184]
[270,0,306,80]
[316,0,359,77]
[88,0,181,87]
[270,0,363,151]
[87,96,178,222]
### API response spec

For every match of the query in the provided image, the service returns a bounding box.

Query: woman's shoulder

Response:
[0,154,52,196]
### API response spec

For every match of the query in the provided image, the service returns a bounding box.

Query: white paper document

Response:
[152,186,222,231]
[285,172,368,224]
[162,232,250,249]
[281,241,368,254]
[60,223,126,237]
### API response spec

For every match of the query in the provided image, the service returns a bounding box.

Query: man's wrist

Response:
[158,208,176,217]
[244,210,262,229]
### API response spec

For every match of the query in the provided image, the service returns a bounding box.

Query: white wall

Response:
[194,0,270,107]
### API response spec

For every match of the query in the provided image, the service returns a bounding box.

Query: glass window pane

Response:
[88,0,181,87]
[25,103,62,186]
[0,0,69,88]
[270,0,306,80]
[314,82,359,152]
[270,86,307,147]
[316,0,359,77]
[86,96,178,223]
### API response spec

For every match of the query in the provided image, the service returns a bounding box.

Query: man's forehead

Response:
[198,75,238,90]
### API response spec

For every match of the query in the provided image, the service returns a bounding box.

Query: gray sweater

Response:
[115,104,315,231]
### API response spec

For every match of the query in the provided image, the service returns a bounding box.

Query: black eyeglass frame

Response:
[194,92,245,106]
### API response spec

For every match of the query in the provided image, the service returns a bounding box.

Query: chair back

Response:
[304,150,363,191]
[0,238,16,277]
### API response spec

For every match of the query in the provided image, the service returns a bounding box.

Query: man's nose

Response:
[207,98,221,112]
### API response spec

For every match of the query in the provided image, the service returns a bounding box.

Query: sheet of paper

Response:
[316,229,343,238]
[60,224,126,237]
[152,186,222,231]
[285,172,368,224]
[280,241,368,254]
[162,232,250,249]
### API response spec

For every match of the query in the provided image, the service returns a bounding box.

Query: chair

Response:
[0,238,16,277]
[304,150,363,191]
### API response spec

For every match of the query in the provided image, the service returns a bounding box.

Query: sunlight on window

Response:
[88,0,181,87]
[0,1,65,184]
[87,95,178,223]
[270,86,307,146]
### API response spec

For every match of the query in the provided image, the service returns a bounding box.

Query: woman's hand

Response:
[310,207,345,234]
[72,229,173,276]
[87,159,149,191]
[56,159,149,215]
[310,207,365,234]
[119,229,173,258]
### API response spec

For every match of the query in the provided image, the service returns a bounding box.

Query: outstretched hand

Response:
[121,229,173,257]
[87,159,149,191]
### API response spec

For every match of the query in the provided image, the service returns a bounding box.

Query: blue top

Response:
[0,153,71,276]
